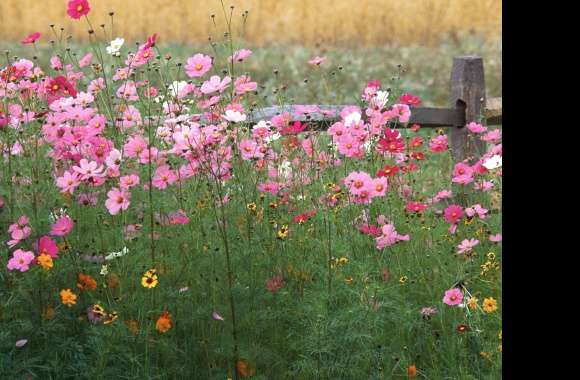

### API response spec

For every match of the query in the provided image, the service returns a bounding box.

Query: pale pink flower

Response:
[7,249,35,272]
[185,54,212,78]
[152,165,177,190]
[73,159,104,181]
[234,75,257,95]
[375,223,410,249]
[457,239,479,255]
[78,52,93,68]
[105,187,131,215]
[8,216,32,242]
[120,174,140,190]
[308,56,326,66]
[200,75,231,94]
[229,49,252,62]
[489,233,502,243]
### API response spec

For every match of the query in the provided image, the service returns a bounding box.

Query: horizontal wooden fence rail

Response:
[247,56,501,162]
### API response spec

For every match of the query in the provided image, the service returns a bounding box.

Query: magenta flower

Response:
[36,236,59,258]
[443,288,463,306]
[443,205,463,224]
[229,49,252,62]
[7,249,35,272]
[22,32,41,44]
[185,53,212,78]
[67,0,91,20]
[50,216,74,237]
[466,122,487,134]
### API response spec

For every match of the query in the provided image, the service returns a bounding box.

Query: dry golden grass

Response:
[0,0,501,46]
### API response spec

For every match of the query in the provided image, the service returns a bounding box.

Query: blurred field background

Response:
[1,0,501,105]
[0,0,501,46]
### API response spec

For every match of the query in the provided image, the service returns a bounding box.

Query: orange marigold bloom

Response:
[77,273,97,291]
[237,360,256,377]
[156,311,172,333]
[60,289,77,307]
[407,364,417,378]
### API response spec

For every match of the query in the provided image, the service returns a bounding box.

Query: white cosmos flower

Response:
[223,110,247,123]
[375,90,390,109]
[106,38,125,56]
[344,111,361,127]
[105,247,129,261]
[168,81,188,98]
[483,155,502,170]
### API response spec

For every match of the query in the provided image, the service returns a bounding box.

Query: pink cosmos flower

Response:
[239,139,261,160]
[73,159,104,181]
[229,49,252,62]
[50,56,63,70]
[489,233,502,243]
[444,205,463,224]
[36,236,59,258]
[56,170,81,194]
[482,129,501,144]
[457,239,479,255]
[234,75,257,95]
[105,187,131,215]
[8,216,32,242]
[308,56,326,66]
[406,201,428,213]
[7,249,35,272]
[265,275,285,293]
[465,204,488,220]
[185,54,212,77]
[67,0,91,20]
[50,216,74,236]
[370,177,388,197]
[429,135,448,153]
[120,174,140,190]
[376,223,410,249]
[391,103,411,123]
[201,75,232,94]
[467,121,487,134]
[443,288,463,306]
[22,32,41,44]
[257,181,281,195]
[78,52,93,68]
[152,165,177,190]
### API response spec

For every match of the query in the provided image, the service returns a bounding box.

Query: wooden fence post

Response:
[449,56,487,162]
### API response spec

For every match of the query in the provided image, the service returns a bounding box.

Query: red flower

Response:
[378,128,405,153]
[22,32,41,44]
[376,164,399,178]
[145,33,159,49]
[399,93,422,107]
[281,121,308,136]
[67,0,91,20]
[293,210,317,224]
[408,136,423,149]
[410,152,426,161]
[359,224,381,236]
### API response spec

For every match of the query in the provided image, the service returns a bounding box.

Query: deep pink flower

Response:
[406,201,428,213]
[399,93,422,107]
[265,275,285,293]
[7,249,35,272]
[429,135,448,153]
[50,216,74,237]
[22,32,41,44]
[37,236,59,258]
[67,0,91,20]
[443,288,463,306]
[466,122,487,134]
[444,205,463,224]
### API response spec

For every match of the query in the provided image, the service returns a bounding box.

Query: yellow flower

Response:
[467,297,478,310]
[487,252,496,260]
[92,304,106,317]
[60,289,77,307]
[344,276,353,285]
[141,269,158,289]
[337,257,348,265]
[498,330,502,340]
[482,297,498,313]
[246,202,257,212]
[277,225,289,239]
[268,202,278,209]
[399,276,408,284]
[37,254,53,270]
[104,311,118,325]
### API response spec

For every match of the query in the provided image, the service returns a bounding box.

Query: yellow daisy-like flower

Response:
[60,289,77,307]
[337,257,349,265]
[104,311,118,325]
[399,275,408,284]
[482,297,498,313]
[277,225,289,239]
[246,202,257,212]
[467,296,478,310]
[92,304,106,317]
[141,269,158,289]
[268,202,278,209]
[487,252,496,260]
[37,254,53,270]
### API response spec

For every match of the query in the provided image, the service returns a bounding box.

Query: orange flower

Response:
[156,311,172,333]
[60,289,77,307]
[43,305,56,320]
[407,364,417,378]
[77,273,97,291]
[236,360,256,377]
